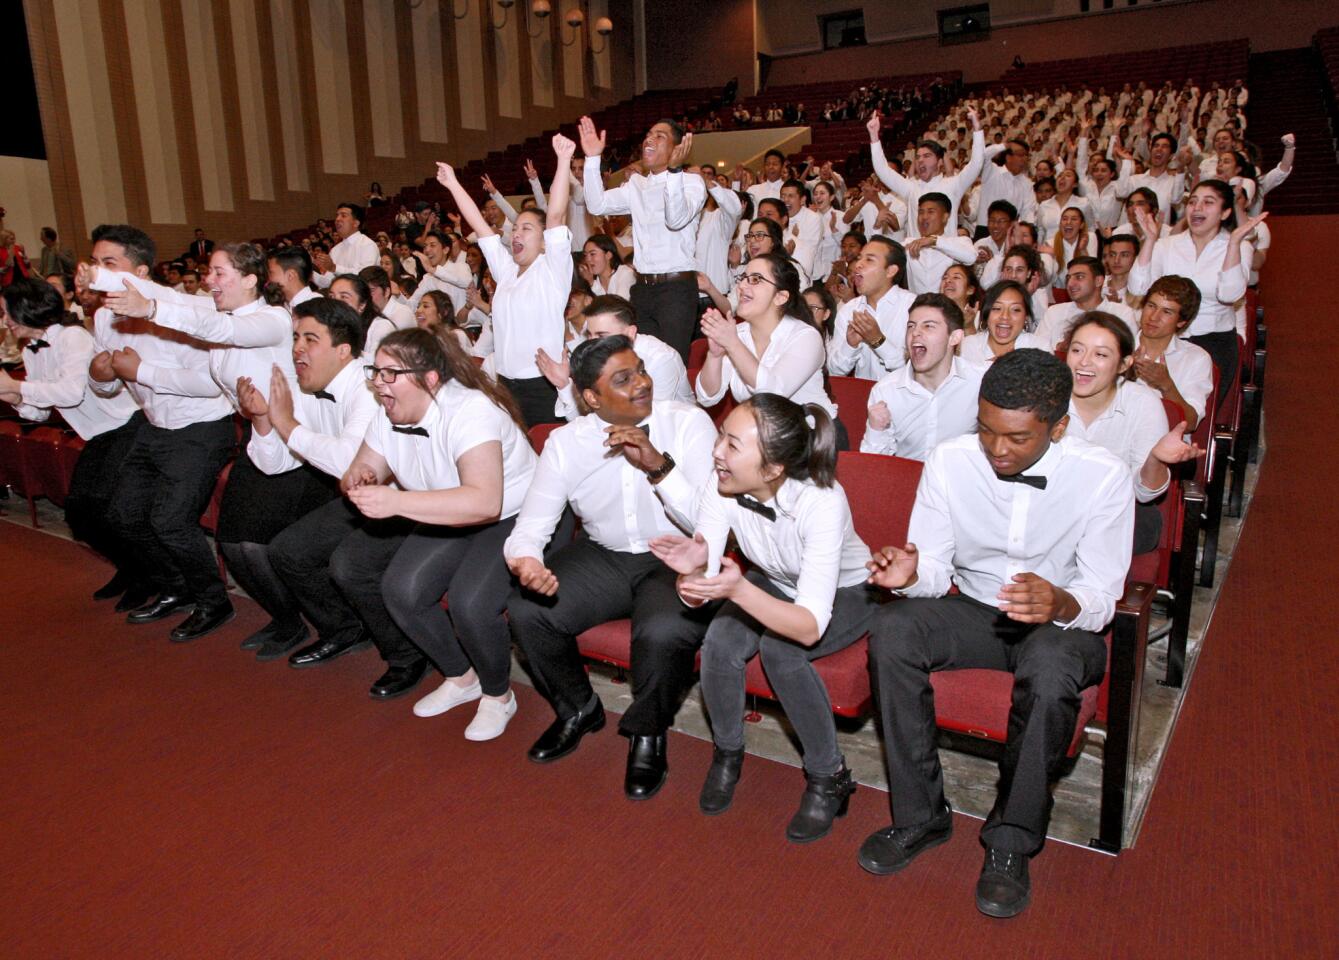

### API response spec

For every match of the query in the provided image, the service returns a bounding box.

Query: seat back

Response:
[688,338,709,369]
[828,376,875,452]
[836,451,922,548]
[527,422,564,454]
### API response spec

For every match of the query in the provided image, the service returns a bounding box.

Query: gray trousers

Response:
[699,569,882,776]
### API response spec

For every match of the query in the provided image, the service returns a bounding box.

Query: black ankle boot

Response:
[699,747,745,815]
[786,762,856,843]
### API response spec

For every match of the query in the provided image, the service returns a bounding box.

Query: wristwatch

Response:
[868,333,887,350]
[645,451,676,483]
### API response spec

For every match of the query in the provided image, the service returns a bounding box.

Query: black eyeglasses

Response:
[364,365,428,384]
[734,273,779,288]
[743,232,772,241]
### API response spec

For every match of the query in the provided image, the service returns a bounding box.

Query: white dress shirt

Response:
[871,130,985,239]
[1036,299,1137,350]
[905,236,978,295]
[554,333,693,420]
[591,265,636,300]
[861,358,983,460]
[695,315,836,417]
[584,158,707,274]
[977,150,1038,230]
[827,288,916,381]
[1036,196,1094,245]
[479,226,573,380]
[503,400,718,561]
[696,187,744,295]
[409,255,473,314]
[530,176,590,249]
[897,433,1134,633]
[746,179,783,206]
[696,476,871,637]
[90,307,232,430]
[247,357,377,478]
[16,324,140,440]
[1135,334,1215,424]
[382,297,416,333]
[1127,230,1251,336]
[1064,380,1169,502]
[364,379,536,518]
[287,286,322,318]
[788,206,825,280]
[314,231,380,288]
[854,191,909,243]
[958,330,1050,369]
[1123,170,1185,223]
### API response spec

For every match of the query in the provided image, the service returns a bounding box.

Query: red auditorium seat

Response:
[20,426,71,514]
[827,376,874,452]
[688,338,708,370]
[527,421,563,454]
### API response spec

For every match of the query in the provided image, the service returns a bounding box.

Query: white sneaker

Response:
[412,677,482,718]
[464,692,518,741]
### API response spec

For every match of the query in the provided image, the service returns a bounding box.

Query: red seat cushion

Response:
[744,636,873,717]
[576,618,634,669]
[931,668,1098,757]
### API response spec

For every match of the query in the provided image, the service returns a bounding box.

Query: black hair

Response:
[269,245,314,285]
[802,283,838,338]
[979,348,1072,427]
[1001,244,1043,280]
[763,148,786,163]
[1192,178,1239,231]
[424,229,452,248]
[581,294,637,328]
[909,291,965,333]
[293,296,366,354]
[1106,233,1140,256]
[746,217,786,253]
[329,273,382,328]
[218,241,284,306]
[90,224,156,268]
[656,118,686,145]
[781,178,809,201]
[981,279,1037,332]
[865,236,909,291]
[358,265,391,293]
[745,252,816,330]
[1150,132,1178,153]
[1126,186,1160,212]
[1092,156,1117,177]
[987,200,1018,221]
[583,234,624,268]
[1034,175,1057,193]
[757,198,787,221]
[570,333,635,394]
[3,277,78,329]
[743,393,838,489]
[1066,255,1105,279]
[377,327,526,428]
[915,139,945,159]
[918,192,951,216]
[337,202,365,226]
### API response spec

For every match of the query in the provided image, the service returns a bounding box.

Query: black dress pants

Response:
[105,416,235,605]
[268,496,369,646]
[630,275,699,362]
[1186,330,1239,410]
[65,411,145,575]
[869,593,1107,855]
[508,539,717,735]
[498,375,562,428]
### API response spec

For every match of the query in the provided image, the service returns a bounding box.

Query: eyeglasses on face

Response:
[734,273,778,288]
[364,364,428,384]
[743,232,772,241]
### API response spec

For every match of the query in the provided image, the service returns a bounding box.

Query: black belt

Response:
[635,271,696,285]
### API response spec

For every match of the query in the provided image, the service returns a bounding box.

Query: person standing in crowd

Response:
[312,204,379,288]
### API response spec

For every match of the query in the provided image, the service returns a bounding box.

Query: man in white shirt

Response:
[695,165,743,298]
[247,298,379,665]
[538,295,694,420]
[1036,256,1136,350]
[903,194,978,295]
[505,335,718,798]
[862,293,982,459]
[266,246,321,317]
[1123,133,1185,224]
[580,116,706,361]
[407,230,472,315]
[869,108,984,240]
[972,200,1017,274]
[827,237,915,380]
[746,149,787,206]
[82,224,237,641]
[976,140,1037,238]
[860,348,1133,919]
[312,203,379,289]
[1131,275,1215,431]
[1101,234,1142,308]
[781,179,823,280]
[845,178,907,242]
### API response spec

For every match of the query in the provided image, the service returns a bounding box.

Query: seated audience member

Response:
[959,280,1048,368]
[939,263,982,332]
[1036,169,1091,244]
[1131,276,1214,431]
[808,181,845,282]
[1112,188,1166,247]
[359,265,416,333]
[243,299,377,660]
[1064,312,1202,553]
[1125,132,1186,223]
[1101,234,1141,307]
[0,278,144,602]
[582,235,636,300]
[328,272,395,358]
[537,294,693,420]
[332,329,538,723]
[827,237,915,381]
[972,200,1017,267]
[414,290,472,352]
[505,335,717,796]
[860,348,1134,920]
[267,246,321,315]
[977,138,1037,238]
[802,283,838,342]
[1036,256,1135,349]
[1048,207,1092,290]
[863,293,982,459]
[651,395,879,841]
[695,253,842,446]
[406,230,472,316]
[903,193,978,295]
[781,179,824,281]
[983,243,1052,320]
[1127,180,1260,402]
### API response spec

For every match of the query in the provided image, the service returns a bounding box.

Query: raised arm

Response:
[547,134,575,229]
[437,163,494,240]
[867,113,911,197]
[578,116,630,217]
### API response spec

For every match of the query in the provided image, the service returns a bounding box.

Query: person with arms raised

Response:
[868,108,983,239]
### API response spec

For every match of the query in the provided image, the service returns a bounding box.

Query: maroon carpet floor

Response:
[2,219,1335,958]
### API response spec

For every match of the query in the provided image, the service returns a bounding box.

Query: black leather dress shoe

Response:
[624,734,668,800]
[115,584,156,613]
[126,594,194,624]
[975,847,1031,919]
[857,802,954,875]
[254,623,310,661]
[699,746,745,815]
[288,634,371,668]
[528,699,606,764]
[92,571,132,601]
[240,620,283,651]
[170,600,236,642]
[369,659,429,699]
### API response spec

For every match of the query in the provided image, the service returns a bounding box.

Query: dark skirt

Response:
[216,447,338,545]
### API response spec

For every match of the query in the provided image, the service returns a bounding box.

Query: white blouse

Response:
[694,315,836,417]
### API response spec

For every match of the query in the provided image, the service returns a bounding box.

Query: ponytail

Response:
[802,403,838,488]
[745,393,837,490]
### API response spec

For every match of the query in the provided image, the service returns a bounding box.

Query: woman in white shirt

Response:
[809,181,844,282]
[650,395,879,840]
[329,273,394,358]
[1126,179,1261,403]
[1036,168,1092,244]
[333,327,537,737]
[1065,312,1203,553]
[415,290,472,352]
[435,133,575,427]
[939,262,982,333]
[1049,206,1093,291]
[581,235,636,299]
[695,252,843,446]
[958,280,1048,368]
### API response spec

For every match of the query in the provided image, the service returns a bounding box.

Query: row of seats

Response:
[996,39,1249,91]
[1316,27,1339,130]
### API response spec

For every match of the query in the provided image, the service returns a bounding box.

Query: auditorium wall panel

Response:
[644,0,756,94]
[22,0,634,257]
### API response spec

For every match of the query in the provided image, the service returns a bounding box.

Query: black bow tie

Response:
[313,389,336,402]
[735,495,776,521]
[392,424,429,437]
[25,339,50,354]
[996,472,1047,490]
